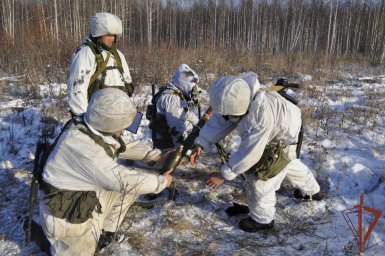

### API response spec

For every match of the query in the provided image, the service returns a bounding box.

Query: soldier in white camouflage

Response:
[191,72,323,232]
[148,64,200,150]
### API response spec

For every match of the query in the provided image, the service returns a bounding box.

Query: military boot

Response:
[239,217,274,232]
[225,202,249,216]
[97,230,126,250]
[294,189,324,201]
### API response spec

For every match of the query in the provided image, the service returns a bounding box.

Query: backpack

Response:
[145,84,187,148]
[145,84,185,123]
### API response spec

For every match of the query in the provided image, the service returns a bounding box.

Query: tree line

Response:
[1,0,384,80]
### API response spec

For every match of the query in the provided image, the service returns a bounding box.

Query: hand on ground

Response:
[206,172,224,188]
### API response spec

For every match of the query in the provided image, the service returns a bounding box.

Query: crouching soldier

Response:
[39,88,173,255]
[148,64,200,150]
[190,72,323,232]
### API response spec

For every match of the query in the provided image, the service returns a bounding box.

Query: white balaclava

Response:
[90,12,123,38]
[84,88,136,133]
[209,75,251,116]
[171,64,199,98]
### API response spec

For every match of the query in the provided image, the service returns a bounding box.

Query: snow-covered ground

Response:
[0,73,384,255]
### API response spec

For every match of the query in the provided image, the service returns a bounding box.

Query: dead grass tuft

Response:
[126,231,148,251]
[171,220,201,232]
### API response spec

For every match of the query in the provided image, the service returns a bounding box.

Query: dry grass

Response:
[1,28,385,255]
[170,219,202,232]
[2,31,383,93]
[125,231,148,251]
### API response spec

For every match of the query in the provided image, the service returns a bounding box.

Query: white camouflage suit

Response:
[195,73,320,224]
[67,12,159,162]
[67,12,132,116]
[39,89,168,255]
[152,64,199,148]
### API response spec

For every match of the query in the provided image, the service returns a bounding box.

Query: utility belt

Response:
[41,181,102,224]
[248,141,291,181]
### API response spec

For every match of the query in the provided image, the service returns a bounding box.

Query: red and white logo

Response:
[341,195,382,252]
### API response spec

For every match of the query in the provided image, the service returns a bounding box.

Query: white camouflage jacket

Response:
[42,121,167,194]
[67,37,132,116]
[195,89,302,181]
[156,83,199,146]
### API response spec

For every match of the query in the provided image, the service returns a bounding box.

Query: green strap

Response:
[75,122,117,159]
[85,40,127,100]
[86,41,124,85]
[89,51,111,88]
[111,52,124,73]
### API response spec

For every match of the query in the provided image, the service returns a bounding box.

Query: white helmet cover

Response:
[90,12,123,37]
[84,88,136,133]
[237,72,260,99]
[171,64,199,97]
[209,76,251,116]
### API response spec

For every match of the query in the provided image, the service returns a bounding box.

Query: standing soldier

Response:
[66,12,163,164]
[67,12,134,116]
[190,72,323,232]
[148,64,200,150]
[39,88,173,255]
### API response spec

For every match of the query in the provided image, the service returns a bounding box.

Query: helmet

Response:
[90,12,122,38]
[209,76,251,116]
[171,64,199,98]
[237,72,260,96]
[84,88,136,133]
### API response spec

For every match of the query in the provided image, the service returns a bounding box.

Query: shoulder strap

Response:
[85,41,126,100]
[74,120,117,159]
[91,55,109,82]
[87,44,111,87]
[151,85,169,104]
[111,50,124,74]
[152,84,185,104]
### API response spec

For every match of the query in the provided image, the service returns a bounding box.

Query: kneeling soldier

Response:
[39,88,173,255]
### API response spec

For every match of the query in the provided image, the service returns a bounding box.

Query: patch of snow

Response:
[39,83,67,97]
[297,73,312,82]
[1,73,385,255]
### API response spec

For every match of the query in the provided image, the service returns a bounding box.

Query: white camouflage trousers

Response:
[244,145,320,224]
[39,190,136,256]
